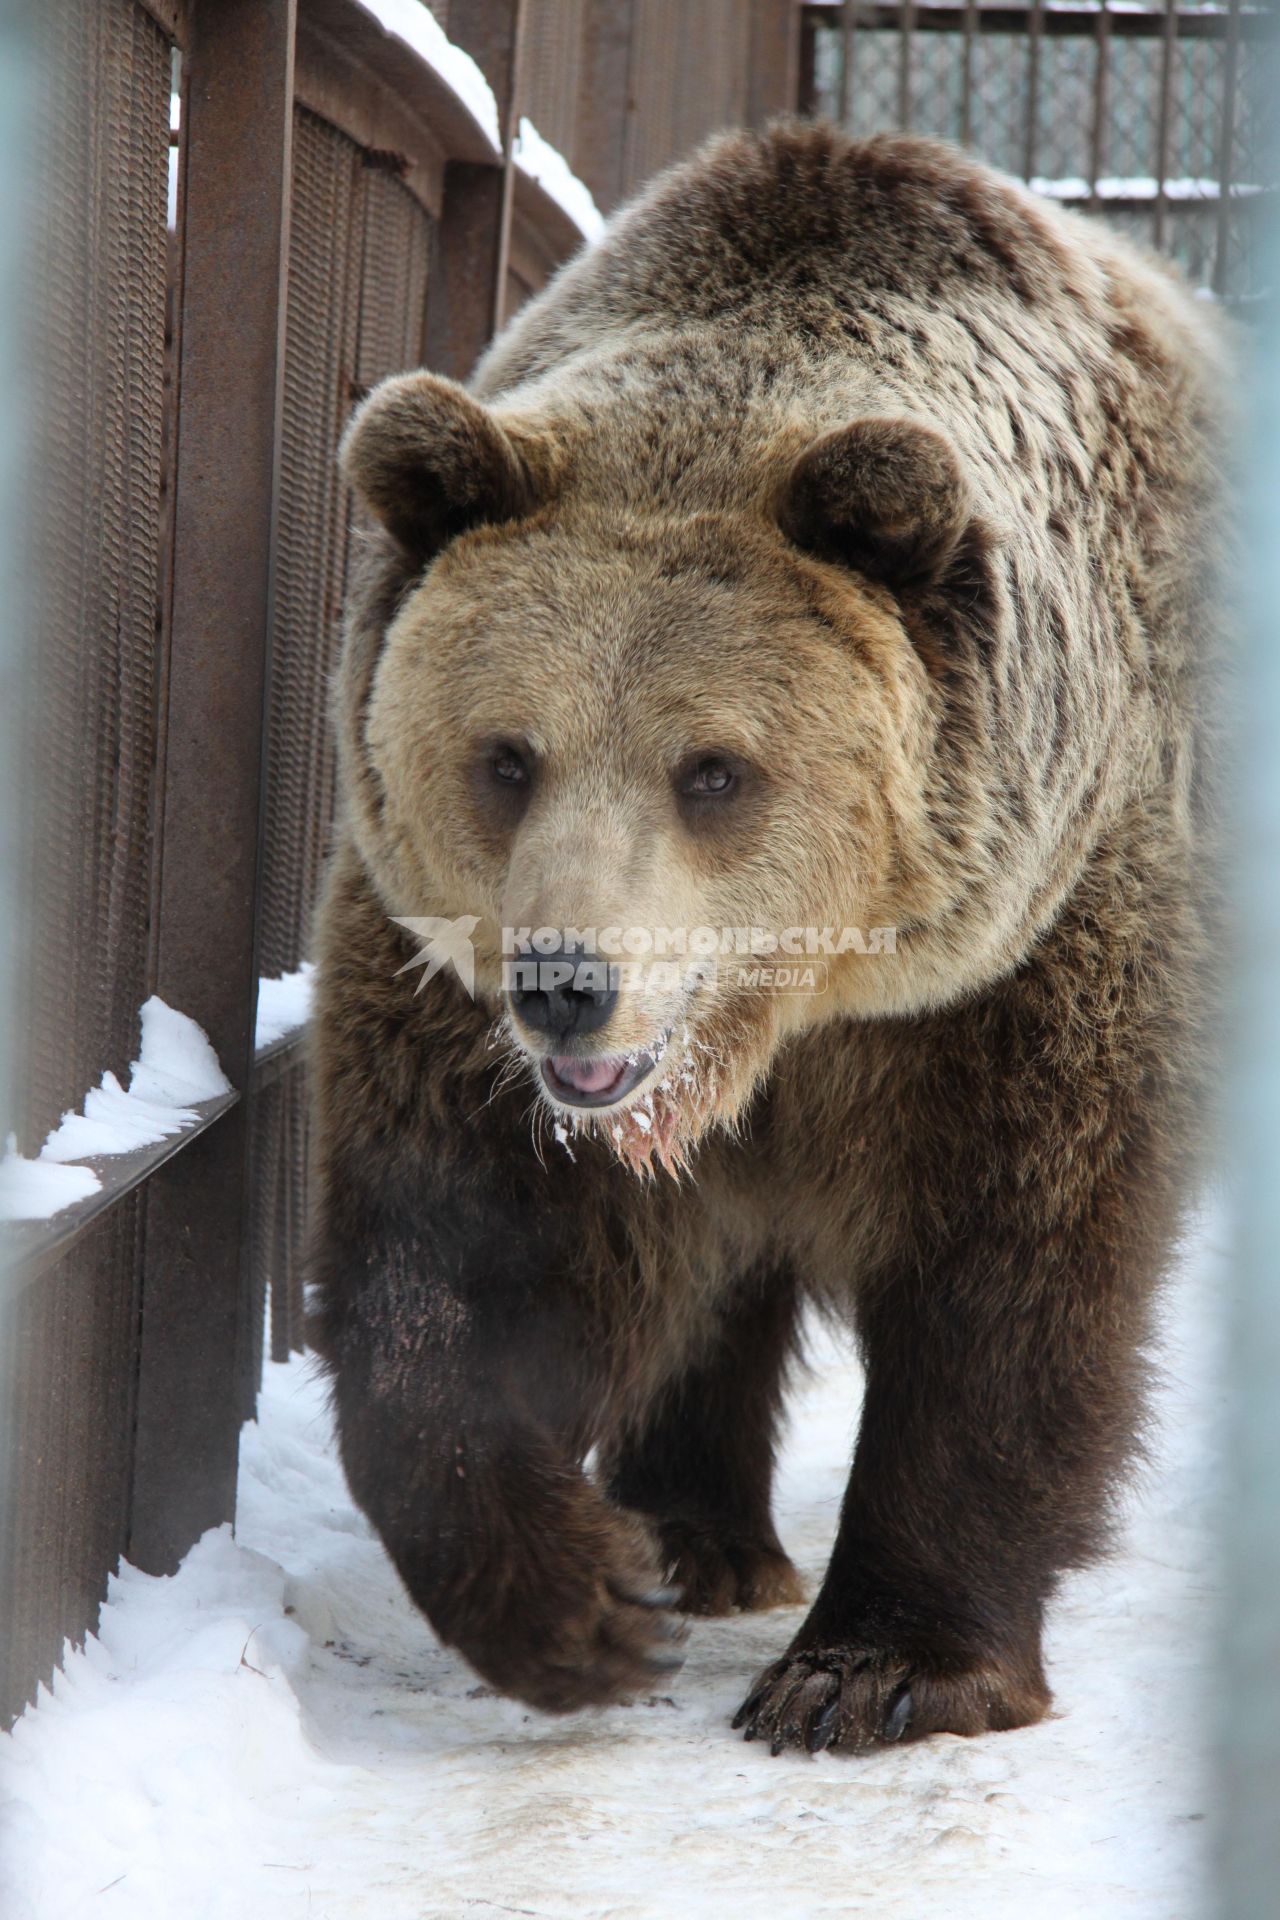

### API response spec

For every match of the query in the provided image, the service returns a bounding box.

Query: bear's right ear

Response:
[339,371,538,563]
[776,416,971,590]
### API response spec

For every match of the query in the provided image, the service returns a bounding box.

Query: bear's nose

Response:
[508,943,618,1043]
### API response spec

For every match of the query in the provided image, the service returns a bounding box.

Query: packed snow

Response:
[351,0,501,151]
[0,1199,1226,1915]
[255,963,315,1053]
[0,997,231,1223]
[514,117,606,241]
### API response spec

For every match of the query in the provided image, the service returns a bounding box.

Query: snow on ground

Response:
[0,1205,1227,1919]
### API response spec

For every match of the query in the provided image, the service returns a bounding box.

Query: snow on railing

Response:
[513,117,606,242]
[254,962,315,1053]
[0,999,233,1224]
[1030,175,1265,201]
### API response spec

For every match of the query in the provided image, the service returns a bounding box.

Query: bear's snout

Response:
[507,942,619,1045]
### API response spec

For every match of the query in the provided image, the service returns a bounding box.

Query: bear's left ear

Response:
[775,417,971,589]
[339,370,540,563]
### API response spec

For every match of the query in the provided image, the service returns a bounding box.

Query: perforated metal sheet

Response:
[252,113,431,1363]
[22,0,170,1149]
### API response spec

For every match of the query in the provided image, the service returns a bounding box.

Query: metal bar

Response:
[1033,186,1271,215]
[1153,0,1178,250]
[1023,0,1043,182]
[899,0,915,130]
[839,0,855,126]
[0,1090,240,1298]
[128,0,296,1577]
[960,0,977,147]
[1214,0,1243,296]
[1088,1,1112,210]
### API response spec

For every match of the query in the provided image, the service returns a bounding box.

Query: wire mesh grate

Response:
[807,1,1273,304]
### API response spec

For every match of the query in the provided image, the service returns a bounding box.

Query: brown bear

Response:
[308,123,1227,1753]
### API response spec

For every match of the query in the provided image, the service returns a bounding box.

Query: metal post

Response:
[129,0,296,1574]
[1023,0,1043,184]
[1214,0,1242,298]
[1088,1,1111,211]
[960,0,978,148]
[898,0,915,133]
[839,0,856,129]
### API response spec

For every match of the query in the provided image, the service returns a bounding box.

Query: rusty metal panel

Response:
[23,0,171,1151]
[521,0,585,158]
[259,108,362,984]
[257,129,430,987]
[251,114,432,1365]
[622,0,753,200]
[1,1196,144,1722]
[2,0,171,1727]
[129,0,296,1577]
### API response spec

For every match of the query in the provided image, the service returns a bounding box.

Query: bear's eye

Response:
[490,744,531,788]
[681,755,739,800]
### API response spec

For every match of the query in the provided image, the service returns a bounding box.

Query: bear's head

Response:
[338,373,978,1173]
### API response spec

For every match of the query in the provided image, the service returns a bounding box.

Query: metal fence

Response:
[0,0,795,1728]
[801,0,1275,301]
[3,0,1268,1733]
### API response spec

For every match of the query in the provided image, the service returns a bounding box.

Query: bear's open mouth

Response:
[541,1051,658,1110]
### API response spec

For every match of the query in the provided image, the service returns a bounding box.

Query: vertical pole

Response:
[129,0,295,1574]
[1023,0,1043,185]
[960,0,977,149]
[1152,0,1178,253]
[1213,0,1242,298]
[898,0,915,134]
[839,0,856,130]
[1088,1,1111,211]
[424,0,526,379]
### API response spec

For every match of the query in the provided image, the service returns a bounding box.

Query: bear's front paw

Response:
[732,1642,1050,1755]
[461,1517,689,1715]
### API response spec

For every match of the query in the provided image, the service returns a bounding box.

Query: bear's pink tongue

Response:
[551,1055,627,1096]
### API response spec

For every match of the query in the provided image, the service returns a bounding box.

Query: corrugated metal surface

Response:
[24,0,170,1148]
[621,0,751,199]
[2,1195,147,1718]
[1,0,171,1722]
[252,112,431,1366]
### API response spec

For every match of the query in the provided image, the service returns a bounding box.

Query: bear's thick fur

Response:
[309,125,1227,1752]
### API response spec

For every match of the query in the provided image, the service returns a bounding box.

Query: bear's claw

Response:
[733,1643,1048,1754]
